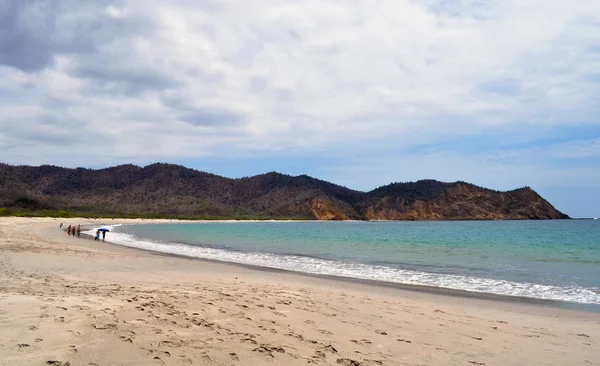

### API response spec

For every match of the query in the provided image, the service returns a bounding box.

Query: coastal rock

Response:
[310,199,349,221]
[362,182,568,221]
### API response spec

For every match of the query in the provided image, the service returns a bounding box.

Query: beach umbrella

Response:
[98,228,110,232]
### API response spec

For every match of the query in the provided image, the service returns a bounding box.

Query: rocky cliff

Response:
[363,182,566,220]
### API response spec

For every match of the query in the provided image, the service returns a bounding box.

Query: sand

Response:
[0,217,598,366]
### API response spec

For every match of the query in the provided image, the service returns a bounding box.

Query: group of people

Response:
[62,224,81,237]
[94,229,106,241]
[59,223,106,241]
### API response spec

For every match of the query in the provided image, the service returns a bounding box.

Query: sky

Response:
[0,0,599,218]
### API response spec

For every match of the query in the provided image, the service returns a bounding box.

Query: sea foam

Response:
[85,225,600,305]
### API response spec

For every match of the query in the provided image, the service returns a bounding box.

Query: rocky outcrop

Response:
[311,199,349,221]
[363,183,568,220]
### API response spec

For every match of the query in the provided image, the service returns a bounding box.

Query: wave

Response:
[85,225,600,305]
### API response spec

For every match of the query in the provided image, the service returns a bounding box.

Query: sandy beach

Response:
[0,217,598,365]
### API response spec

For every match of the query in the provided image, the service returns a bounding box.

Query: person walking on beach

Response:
[67,225,72,236]
[102,230,106,242]
[95,230,100,241]
[77,225,81,237]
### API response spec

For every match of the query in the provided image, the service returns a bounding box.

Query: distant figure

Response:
[77,225,81,237]
[59,223,63,229]
[95,230,100,241]
[102,230,106,242]
[67,225,72,236]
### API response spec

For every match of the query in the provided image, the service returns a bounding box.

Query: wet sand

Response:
[0,217,598,365]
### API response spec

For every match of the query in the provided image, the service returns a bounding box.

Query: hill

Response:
[0,163,569,220]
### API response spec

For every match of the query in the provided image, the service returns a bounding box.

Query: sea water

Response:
[87,220,600,306]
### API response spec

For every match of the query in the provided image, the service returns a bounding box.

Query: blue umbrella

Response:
[98,228,110,232]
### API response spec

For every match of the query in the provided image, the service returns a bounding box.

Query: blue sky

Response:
[0,0,599,217]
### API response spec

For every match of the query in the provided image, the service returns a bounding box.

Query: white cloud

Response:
[106,5,124,18]
[0,0,599,165]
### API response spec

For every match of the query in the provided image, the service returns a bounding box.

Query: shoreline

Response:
[45,219,600,317]
[77,220,599,312]
[2,217,599,365]
[86,232,596,312]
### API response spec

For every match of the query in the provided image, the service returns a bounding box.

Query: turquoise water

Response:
[93,220,600,305]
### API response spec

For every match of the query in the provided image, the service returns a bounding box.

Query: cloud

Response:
[0,0,599,198]
[0,0,122,72]
[0,0,59,71]
[178,108,243,127]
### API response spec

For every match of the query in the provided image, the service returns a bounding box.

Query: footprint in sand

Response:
[17,343,31,350]
[177,356,193,364]
[285,332,304,340]
[93,323,117,330]
[351,339,372,345]
[322,344,337,353]
[336,358,362,366]
[253,345,286,358]
[314,350,327,358]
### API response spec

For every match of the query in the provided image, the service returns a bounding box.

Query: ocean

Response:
[86,220,600,307]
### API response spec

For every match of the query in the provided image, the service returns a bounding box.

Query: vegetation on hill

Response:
[0,163,569,220]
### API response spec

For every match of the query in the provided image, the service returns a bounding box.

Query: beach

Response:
[0,217,598,365]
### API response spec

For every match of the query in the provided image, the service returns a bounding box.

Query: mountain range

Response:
[0,163,569,220]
